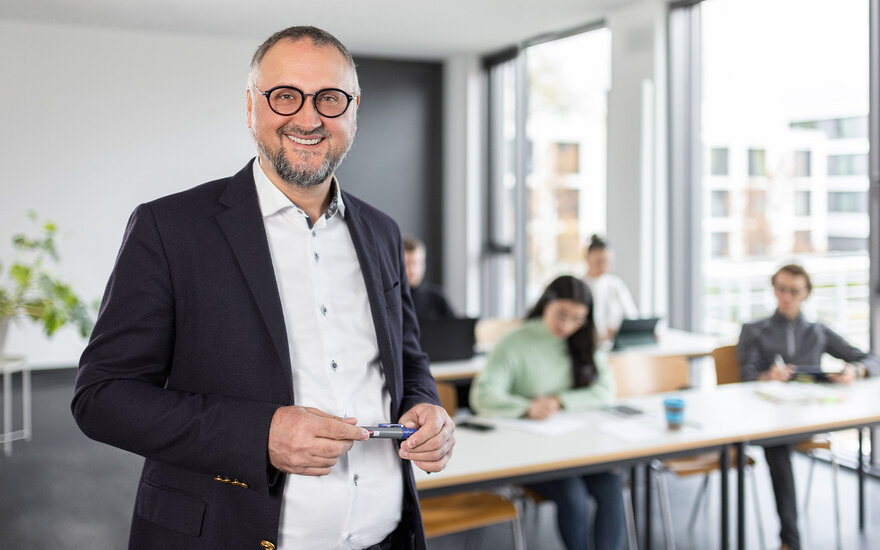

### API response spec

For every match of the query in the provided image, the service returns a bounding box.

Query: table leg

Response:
[720,446,729,550]
[644,463,652,550]
[859,427,865,531]
[3,369,11,457]
[736,442,745,550]
[23,367,31,441]
[630,466,639,531]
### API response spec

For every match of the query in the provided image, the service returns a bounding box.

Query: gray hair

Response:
[248,26,359,92]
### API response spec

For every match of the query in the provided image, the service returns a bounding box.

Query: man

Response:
[72,26,454,550]
[737,264,878,550]
[402,236,455,320]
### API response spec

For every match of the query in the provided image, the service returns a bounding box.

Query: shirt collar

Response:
[771,310,804,325]
[252,157,346,221]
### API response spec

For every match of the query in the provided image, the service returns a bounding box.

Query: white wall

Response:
[605,0,669,316]
[442,54,483,317]
[0,20,257,367]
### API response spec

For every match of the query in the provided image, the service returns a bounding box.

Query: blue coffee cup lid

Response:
[663,397,684,407]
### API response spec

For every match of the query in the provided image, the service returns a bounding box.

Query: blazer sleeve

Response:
[392,229,441,415]
[71,204,280,495]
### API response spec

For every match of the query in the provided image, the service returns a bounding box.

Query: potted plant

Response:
[0,212,94,355]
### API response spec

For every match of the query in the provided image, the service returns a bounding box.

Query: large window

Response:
[698,0,871,348]
[484,26,611,315]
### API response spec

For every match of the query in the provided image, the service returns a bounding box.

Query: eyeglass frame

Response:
[250,83,357,118]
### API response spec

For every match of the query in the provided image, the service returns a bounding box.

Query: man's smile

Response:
[286,134,324,146]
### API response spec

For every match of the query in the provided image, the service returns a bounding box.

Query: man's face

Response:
[773,271,810,318]
[404,248,426,288]
[247,39,359,190]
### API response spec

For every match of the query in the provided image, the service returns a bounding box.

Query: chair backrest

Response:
[712,345,741,386]
[435,381,459,418]
[475,317,523,348]
[610,354,690,397]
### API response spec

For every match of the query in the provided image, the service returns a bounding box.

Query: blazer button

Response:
[260,541,275,550]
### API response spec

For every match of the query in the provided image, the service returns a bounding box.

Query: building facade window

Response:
[748,148,766,176]
[711,190,730,217]
[711,147,729,175]
[793,150,812,177]
[794,190,811,216]
[828,153,868,176]
[828,191,868,213]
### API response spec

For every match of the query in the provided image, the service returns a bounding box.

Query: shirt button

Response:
[320,305,327,316]
[353,473,359,486]
[314,251,319,263]
[311,230,317,237]
[330,360,338,371]
[345,534,353,542]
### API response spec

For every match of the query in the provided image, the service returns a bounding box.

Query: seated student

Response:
[737,263,879,550]
[584,234,638,342]
[470,275,625,550]
[403,236,456,320]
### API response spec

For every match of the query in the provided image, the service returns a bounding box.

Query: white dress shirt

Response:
[253,160,403,550]
[586,273,639,337]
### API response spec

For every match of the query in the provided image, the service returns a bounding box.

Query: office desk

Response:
[428,329,721,382]
[415,378,880,550]
[1,355,31,457]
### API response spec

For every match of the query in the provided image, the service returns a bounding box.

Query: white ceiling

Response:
[0,0,638,59]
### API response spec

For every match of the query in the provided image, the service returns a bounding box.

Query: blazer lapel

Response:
[344,195,400,407]
[216,161,293,396]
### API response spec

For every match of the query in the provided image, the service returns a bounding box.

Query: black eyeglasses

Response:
[251,84,356,118]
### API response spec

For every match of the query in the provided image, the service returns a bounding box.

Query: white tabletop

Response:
[415,377,880,492]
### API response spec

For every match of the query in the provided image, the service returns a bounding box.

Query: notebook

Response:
[612,317,661,350]
[418,317,478,362]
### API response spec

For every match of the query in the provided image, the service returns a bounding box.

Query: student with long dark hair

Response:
[470,275,625,550]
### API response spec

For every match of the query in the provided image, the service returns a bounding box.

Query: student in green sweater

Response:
[470,275,624,550]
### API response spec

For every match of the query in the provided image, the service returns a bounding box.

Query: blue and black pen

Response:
[360,423,417,440]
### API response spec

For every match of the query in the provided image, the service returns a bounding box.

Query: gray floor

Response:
[2,369,879,549]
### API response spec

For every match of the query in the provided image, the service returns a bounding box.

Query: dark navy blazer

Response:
[72,160,439,550]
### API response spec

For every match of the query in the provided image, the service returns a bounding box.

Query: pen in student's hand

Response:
[359,423,417,440]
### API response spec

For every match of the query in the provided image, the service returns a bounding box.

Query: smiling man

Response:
[72,26,453,550]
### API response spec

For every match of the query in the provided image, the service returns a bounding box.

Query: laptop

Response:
[612,317,661,350]
[418,317,478,362]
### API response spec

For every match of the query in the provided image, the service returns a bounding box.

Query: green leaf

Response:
[10,264,32,286]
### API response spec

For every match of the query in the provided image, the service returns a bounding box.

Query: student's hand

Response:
[268,406,369,476]
[526,396,562,420]
[761,363,793,382]
[828,364,857,385]
[397,403,455,473]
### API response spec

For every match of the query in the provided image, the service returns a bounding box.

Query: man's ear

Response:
[246,88,254,129]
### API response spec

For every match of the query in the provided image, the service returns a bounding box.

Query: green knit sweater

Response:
[469,318,616,418]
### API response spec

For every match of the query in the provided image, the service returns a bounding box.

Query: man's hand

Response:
[526,395,562,420]
[760,362,793,382]
[268,406,369,476]
[397,403,455,473]
[828,364,857,385]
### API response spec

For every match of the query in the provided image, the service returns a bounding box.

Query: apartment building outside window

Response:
[696,0,871,349]
[484,25,611,316]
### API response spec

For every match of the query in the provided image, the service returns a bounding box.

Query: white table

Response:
[1,355,32,457]
[416,378,880,550]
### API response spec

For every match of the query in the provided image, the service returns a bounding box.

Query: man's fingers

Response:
[308,413,369,441]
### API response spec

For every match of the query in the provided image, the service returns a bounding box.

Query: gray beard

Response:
[258,140,348,190]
